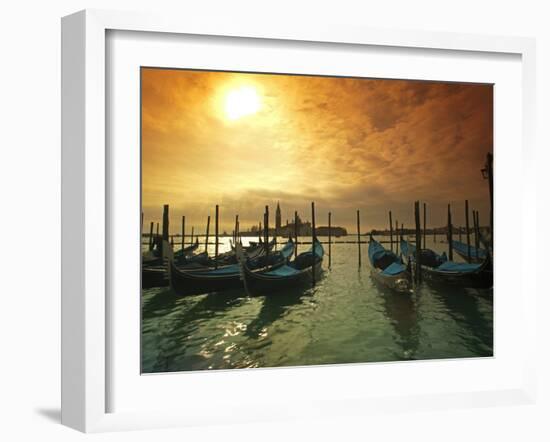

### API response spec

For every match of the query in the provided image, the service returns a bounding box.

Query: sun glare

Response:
[224,86,261,120]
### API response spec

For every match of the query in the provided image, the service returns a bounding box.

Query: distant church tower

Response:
[275,201,282,234]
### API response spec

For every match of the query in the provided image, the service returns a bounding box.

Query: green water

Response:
[141,236,493,373]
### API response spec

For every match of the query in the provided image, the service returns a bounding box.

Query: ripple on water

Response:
[141,241,493,373]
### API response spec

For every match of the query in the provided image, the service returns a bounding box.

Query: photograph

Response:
[140,67,494,373]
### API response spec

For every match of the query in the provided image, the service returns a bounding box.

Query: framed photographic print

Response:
[140,67,494,374]
[61,9,537,432]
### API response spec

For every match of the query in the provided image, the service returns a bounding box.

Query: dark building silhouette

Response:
[243,203,347,237]
[275,201,282,234]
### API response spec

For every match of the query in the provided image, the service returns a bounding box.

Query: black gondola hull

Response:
[169,263,244,296]
[419,259,493,289]
[142,266,169,289]
[241,261,322,295]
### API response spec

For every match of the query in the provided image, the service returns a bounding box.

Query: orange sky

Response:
[141,68,493,234]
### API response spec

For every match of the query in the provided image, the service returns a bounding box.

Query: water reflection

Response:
[430,286,493,355]
[142,289,250,372]
[371,278,420,360]
[141,242,493,373]
[245,286,315,339]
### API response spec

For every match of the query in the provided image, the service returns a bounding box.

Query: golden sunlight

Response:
[224,86,261,120]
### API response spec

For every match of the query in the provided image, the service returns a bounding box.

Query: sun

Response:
[224,86,261,120]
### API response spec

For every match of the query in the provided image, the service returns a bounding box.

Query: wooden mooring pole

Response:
[447,204,454,261]
[423,203,427,249]
[395,219,399,255]
[356,210,361,267]
[161,205,169,261]
[162,204,169,242]
[414,201,422,283]
[234,215,239,245]
[215,205,219,269]
[389,211,393,253]
[148,221,154,251]
[266,209,271,260]
[485,153,493,242]
[190,226,194,244]
[474,210,480,260]
[294,211,298,259]
[328,211,332,268]
[181,216,185,248]
[311,202,316,286]
[465,200,471,263]
[205,216,210,254]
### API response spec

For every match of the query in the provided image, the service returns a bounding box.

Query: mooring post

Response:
[191,226,194,244]
[389,211,393,253]
[395,219,399,255]
[215,205,219,269]
[161,205,170,260]
[485,153,493,243]
[264,206,269,264]
[357,210,361,267]
[414,201,422,283]
[294,210,298,259]
[474,210,480,260]
[423,203,427,249]
[234,215,239,245]
[447,204,453,261]
[465,200,471,263]
[258,222,262,243]
[311,201,316,286]
[162,205,169,242]
[328,211,332,268]
[476,212,480,245]
[263,214,267,248]
[274,211,278,252]
[181,216,185,249]
[156,222,160,237]
[472,209,477,259]
[205,216,210,254]
[148,221,154,251]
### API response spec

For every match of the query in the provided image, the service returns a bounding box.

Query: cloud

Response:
[141,69,492,231]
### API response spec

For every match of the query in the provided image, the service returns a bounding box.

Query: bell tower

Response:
[275,201,282,234]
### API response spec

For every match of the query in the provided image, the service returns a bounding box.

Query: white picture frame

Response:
[61,9,537,433]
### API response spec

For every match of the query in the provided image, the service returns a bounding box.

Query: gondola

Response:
[451,240,487,264]
[231,238,262,252]
[169,239,295,296]
[174,238,200,257]
[142,239,277,289]
[237,238,324,295]
[368,236,411,293]
[142,238,200,267]
[216,238,276,266]
[400,239,492,289]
